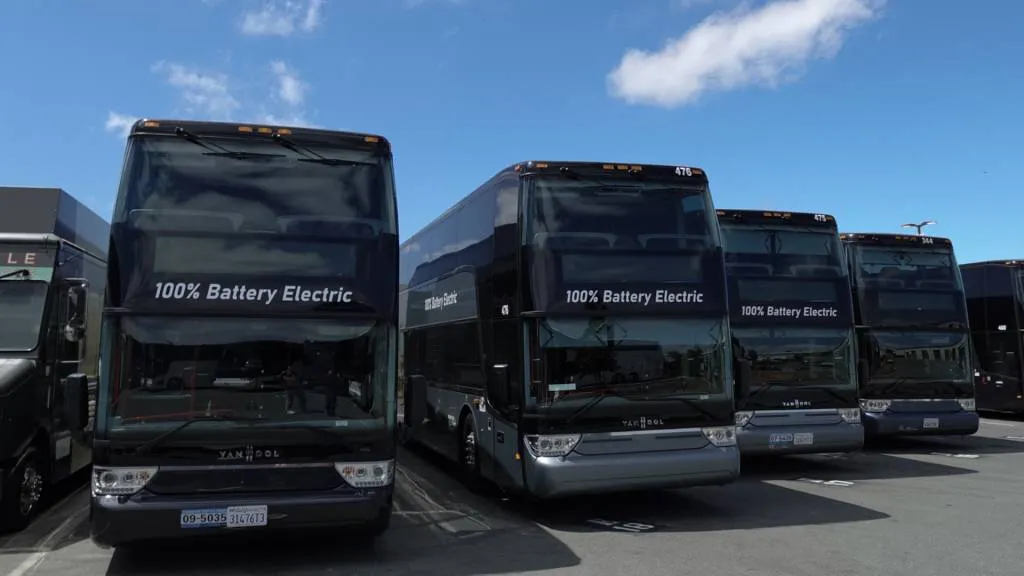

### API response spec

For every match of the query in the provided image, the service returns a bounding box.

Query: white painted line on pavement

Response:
[6,506,88,576]
[980,419,1016,428]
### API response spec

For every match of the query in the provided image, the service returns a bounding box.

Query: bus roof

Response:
[840,232,953,248]
[0,187,108,258]
[510,160,707,180]
[717,209,837,228]
[961,260,1024,269]
[128,118,391,151]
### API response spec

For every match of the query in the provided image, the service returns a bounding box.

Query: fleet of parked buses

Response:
[0,119,1018,547]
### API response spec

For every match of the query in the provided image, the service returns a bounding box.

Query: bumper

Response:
[524,445,740,499]
[737,423,863,456]
[90,488,392,547]
[862,410,980,438]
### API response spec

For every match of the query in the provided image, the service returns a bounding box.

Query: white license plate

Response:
[923,418,940,429]
[794,432,815,445]
[180,505,268,529]
[227,505,268,528]
[769,433,794,444]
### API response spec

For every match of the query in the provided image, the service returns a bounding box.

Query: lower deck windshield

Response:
[733,327,855,388]
[862,330,970,385]
[528,317,727,406]
[104,316,394,429]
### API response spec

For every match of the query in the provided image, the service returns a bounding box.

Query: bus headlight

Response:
[335,460,395,488]
[859,399,891,413]
[734,411,753,426]
[92,467,158,496]
[524,434,581,458]
[957,398,976,412]
[702,426,737,447]
[838,408,861,423]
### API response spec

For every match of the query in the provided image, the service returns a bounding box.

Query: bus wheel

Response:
[459,417,481,485]
[0,447,45,532]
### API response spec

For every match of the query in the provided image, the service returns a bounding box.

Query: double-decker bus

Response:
[0,187,107,531]
[960,260,1024,413]
[78,119,399,547]
[718,210,862,455]
[841,233,977,437]
[399,160,739,498]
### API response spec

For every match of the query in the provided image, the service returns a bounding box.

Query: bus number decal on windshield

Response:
[921,237,934,244]
[674,166,693,177]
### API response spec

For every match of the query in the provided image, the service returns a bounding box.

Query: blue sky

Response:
[0,0,1020,263]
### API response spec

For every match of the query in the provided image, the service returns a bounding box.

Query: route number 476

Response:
[587,518,656,533]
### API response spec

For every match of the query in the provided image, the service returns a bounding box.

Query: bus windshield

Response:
[0,280,49,351]
[115,135,396,236]
[525,177,717,283]
[850,245,965,328]
[722,225,845,278]
[862,330,971,384]
[528,317,727,404]
[106,316,394,428]
[732,327,855,388]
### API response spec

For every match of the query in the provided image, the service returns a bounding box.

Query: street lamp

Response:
[901,220,936,236]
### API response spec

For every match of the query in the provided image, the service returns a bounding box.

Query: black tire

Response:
[458,416,482,489]
[0,447,46,533]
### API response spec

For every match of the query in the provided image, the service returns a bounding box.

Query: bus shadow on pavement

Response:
[103,515,580,576]
[866,434,1024,456]
[103,448,579,575]
[515,481,888,534]
[740,450,978,482]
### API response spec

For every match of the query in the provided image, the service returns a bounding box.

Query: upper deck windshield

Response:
[524,174,718,283]
[528,317,728,406]
[849,244,965,328]
[113,134,396,277]
[102,316,394,431]
[722,224,845,279]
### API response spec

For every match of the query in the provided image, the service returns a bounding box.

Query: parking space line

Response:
[980,419,1016,428]
[6,506,88,576]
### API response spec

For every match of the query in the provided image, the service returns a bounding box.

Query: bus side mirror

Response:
[407,374,427,426]
[62,373,90,440]
[63,279,88,343]
[489,364,510,407]
[736,360,752,401]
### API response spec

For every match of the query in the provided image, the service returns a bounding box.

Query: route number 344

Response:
[587,518,656,533]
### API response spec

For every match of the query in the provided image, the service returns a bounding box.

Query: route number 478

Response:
[587,518,656,533]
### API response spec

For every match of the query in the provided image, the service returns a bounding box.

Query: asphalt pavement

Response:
[2,416,1023,576]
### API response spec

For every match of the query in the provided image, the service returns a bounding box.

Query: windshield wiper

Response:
[561,384,719,426]
[0,269,31,281]
[271,133,369,166]
[132,413,264,456]
[174,126,284,160]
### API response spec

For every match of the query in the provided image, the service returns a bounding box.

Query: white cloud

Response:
[153,61,240,119]
[608,0,883,108]
[270,60,306,106]
[240,0,324,37]
[103,60,316,135]
[104,111,137,137]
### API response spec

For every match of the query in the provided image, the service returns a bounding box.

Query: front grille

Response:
[146,464,347,495]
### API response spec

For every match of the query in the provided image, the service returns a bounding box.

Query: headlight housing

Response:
[524,434,581,458]
[334,460,395,488]
[92,467,158,496]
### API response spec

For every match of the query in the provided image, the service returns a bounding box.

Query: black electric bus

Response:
[841,233,977,437]
[399,160,739,499]
[960,260,1024,413]
[718,209,862,455]
[0,187,107,532]
[77,119,399,547]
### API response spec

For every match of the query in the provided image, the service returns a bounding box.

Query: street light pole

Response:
[900,220,936,236]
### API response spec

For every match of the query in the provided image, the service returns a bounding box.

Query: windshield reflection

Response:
[0,280,49,350]
[733,327,855,388]
[528,317,726,404]
[107,317,393,426]
[863,330,970,383]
